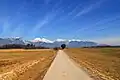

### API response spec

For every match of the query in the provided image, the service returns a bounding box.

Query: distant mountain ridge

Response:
[0,38,98,48]
[0,37,24,45]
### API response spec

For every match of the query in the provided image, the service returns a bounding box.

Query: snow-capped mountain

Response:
[30,38,98,48]
[0,37,98,48]
[32,38,53,43]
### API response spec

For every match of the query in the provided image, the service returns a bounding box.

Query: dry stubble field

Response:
[65,48,120,80]
[0,49,56,80]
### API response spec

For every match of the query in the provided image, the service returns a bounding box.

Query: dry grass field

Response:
[0,49,56,80]
[65,48,120,80]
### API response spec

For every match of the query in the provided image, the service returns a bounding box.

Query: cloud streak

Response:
[76,15,120,32]
[53,0,106,23]
[68,4,82,16]
[0,0,29,37]
[74,0,106,18]
[31,0,62,33]
[73,15,120,39]
[30,12,58,36]
[51,3,80,22]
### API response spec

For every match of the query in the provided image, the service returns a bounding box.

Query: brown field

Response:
[65,48,120,80]
[0,49,56,80]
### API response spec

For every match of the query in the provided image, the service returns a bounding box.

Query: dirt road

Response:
[43,50,93,80]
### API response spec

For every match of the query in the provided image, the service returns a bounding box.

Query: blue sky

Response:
[0,0,120,44]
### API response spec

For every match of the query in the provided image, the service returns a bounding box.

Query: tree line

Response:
[0,44,49,49]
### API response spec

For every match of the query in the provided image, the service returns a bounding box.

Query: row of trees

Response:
[0,44,49,49]
[0,44,67,49]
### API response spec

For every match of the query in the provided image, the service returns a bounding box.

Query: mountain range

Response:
[0,38,98,48]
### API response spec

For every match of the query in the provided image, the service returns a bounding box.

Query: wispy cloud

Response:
[53,3,80,22]
[31,0,62,33]
[33,18,48,31]
[72,15,120,39]
[68,4,82,16]
[30,12,57,36]
[54,0,106,22]
[0,0,28,37]
[74,0,106,18]
[76,15,120,32]
[0,18,26,38]
[93,16,120,30]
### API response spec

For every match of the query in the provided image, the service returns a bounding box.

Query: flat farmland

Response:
[65,48,120,80]
[0,49,56,80]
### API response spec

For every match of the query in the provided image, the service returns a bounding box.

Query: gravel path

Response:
[43,50,93,80]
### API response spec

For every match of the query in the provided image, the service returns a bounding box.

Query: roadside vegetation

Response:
[0,49,55,80]
[66,48,120,80]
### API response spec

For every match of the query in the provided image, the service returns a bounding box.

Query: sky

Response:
[0,0,120,44]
